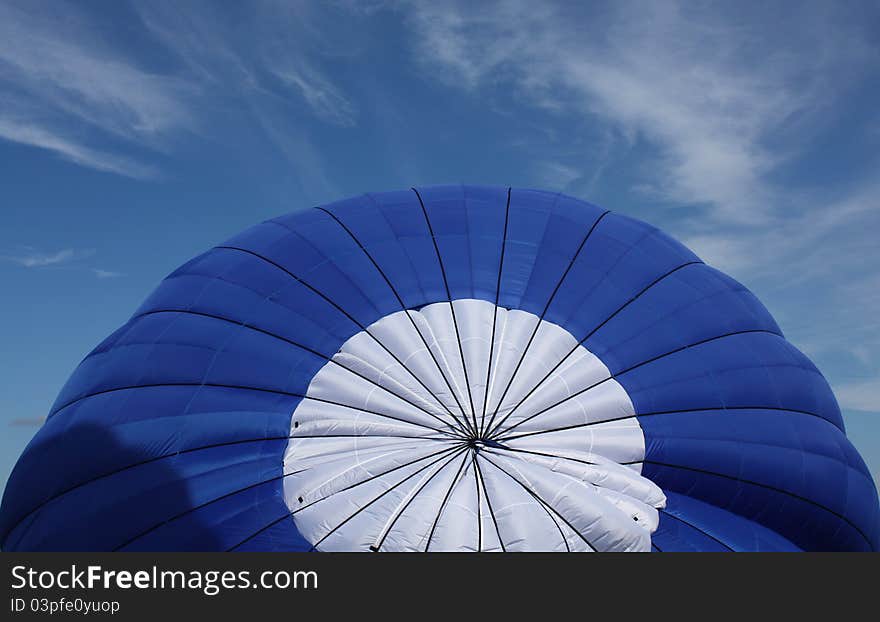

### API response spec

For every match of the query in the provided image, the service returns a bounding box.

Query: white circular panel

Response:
[283,299,666,551]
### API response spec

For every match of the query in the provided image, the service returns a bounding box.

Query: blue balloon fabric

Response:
[1,186,877,552]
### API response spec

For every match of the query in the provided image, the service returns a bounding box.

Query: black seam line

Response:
[313,206,473,438]
[293,444,463,517]
[308,445,470,551]
[479,453,597,552]
[113,467,307,552]
[485,259,703,439]
[491,328,780,440]
[489,444,599,466]
[482,445,608,550]
[627,433,870,480]
[227,443,464,551]
[372,449,465,552]
[358,192,474,431]
[424,453,471,552]
[315,207,464,431]
[214,244,473,437]
[478,188,512,437]
[527,474,571,552]
[472,452,507,552]
[6,427,456,552]
[651,542,663,552]
[411,188,479,437]
[125,308,467,440]
[274,433,451,440]
[658,509,735,552]
[482,209,610,438]
[50,381,456,439]
[640,459,872,549]
[1,433,290,552]
[498,405,841,443]
[472,450,483,551]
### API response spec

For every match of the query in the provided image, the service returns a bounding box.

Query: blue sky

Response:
[1,0,879,490]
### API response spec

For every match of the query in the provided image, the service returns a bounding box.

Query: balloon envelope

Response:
[1,186,878,551]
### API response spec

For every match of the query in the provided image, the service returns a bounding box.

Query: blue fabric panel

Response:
[586,264,781,374]
[133,249,355,356]
[362,189,449,304]
[642,409,878,551]
[461,186,511,302]
[124,481,310,552]
[645,460,872,552]
[319,194,431,309]
[223,217,386,328]
[621,332,844,429]
[415,185,476,300]
[499,189,608,315]
[498,189,561,312]
[13,443,284,551]
[49,313,326,410]
[546,214,699,336]
[233,512,312,552]
[652,513,730,552]
[654,492,801,552]
[1,385,300,550]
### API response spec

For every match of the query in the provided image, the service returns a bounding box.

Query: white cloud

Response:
[1,247,95,268]
[0,118,158,179]
[130,1,351,198]
[836,378,880,413]
[92,269,125,279]
[682,178,880,279]
[273,63,357,127]
[0,1,355,187]
[0,1,195,178]
[0,2,192,140]
[535,161,581,190]
[404,1,871,224]
[5,249,74,268]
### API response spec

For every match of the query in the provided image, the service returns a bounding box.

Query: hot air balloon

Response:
[1,186,877,552]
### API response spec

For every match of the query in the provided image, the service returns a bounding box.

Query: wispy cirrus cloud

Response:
[273,63,357,127]
[0,1,191,178]
[92,269,125,279]
[2,247,125,280]
[0,0,357,192]
[1,247,93,269]
[836,377,880,414]
[128,0,360,197]
[0,2,192,140]
[0,119,159,179]
[403,0,874,224]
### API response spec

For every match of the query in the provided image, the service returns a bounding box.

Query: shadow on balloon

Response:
[1,421,224,552]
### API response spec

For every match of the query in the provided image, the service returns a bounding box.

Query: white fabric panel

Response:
[419,303,474,417]
[382,452,471,552]
[305,362,448,431]
[506,419,647,466]
[283,299,665,552]
[478,455,573,552]
[485,451,653,552]
[475,467,505,553]
[290,445,461,550]
[483,309,540,420]
[291,399,450,439]
[364,314,463,419]
[426,460,481,552]
[453,299,495,423]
